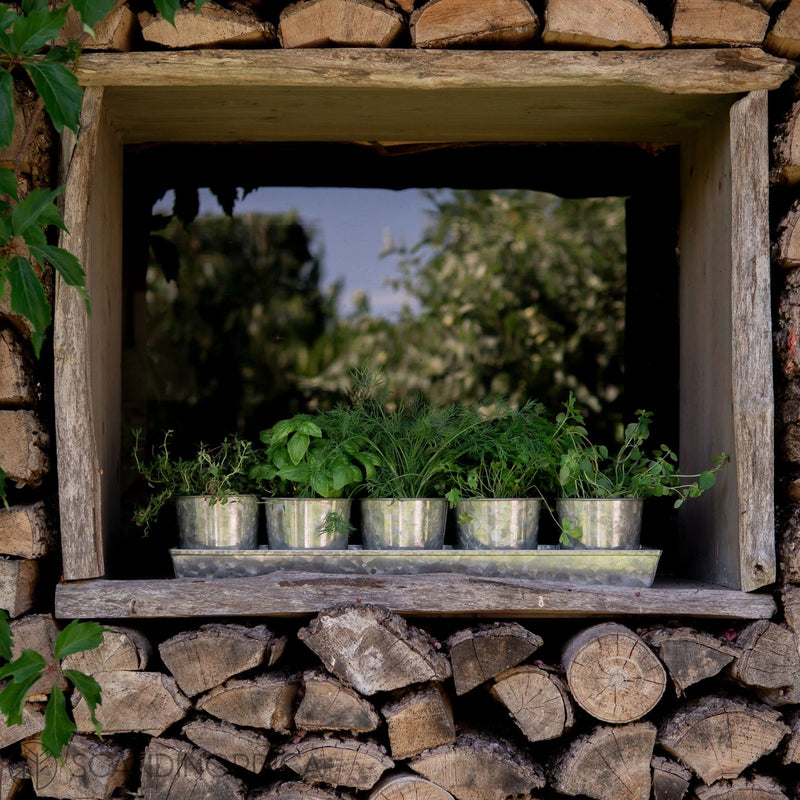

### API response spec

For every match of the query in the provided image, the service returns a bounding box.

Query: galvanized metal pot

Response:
[265,498,352,550]
[175,495,259,550]
[360,498,447,550]
[455,498,541,550]
[556,498,644,549]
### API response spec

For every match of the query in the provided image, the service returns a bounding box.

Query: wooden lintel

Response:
[75,48,791,93]
[53,574,777,620]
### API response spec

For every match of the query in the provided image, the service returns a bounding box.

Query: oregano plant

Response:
[0,610,104,758]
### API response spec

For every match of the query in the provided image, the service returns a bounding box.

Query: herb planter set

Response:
[133,390,727,563]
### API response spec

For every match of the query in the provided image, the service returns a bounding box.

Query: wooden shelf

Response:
[54,573,776,620]
[74,48,792,144]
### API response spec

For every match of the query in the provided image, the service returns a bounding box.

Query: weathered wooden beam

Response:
[54,574,778,620]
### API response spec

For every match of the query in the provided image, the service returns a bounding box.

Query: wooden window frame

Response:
[52,48,791,619]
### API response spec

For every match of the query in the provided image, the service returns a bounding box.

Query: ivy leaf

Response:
[28,244,90,314]
[26,60,82,135]
[152,0,180,25]
[64,670,102,736]
[0,71,13,151]
[54,620,105,660]
[0,608,12,662]
[70,0,115,31]
[0,648,46,683]
[41,686,76,759]
[11,185,62,235]
[12,5,67,55]
[0,167,18,201]
[7,256,50,356]
[0,671,40,725]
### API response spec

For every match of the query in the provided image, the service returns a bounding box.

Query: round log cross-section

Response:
[562,622,667,723]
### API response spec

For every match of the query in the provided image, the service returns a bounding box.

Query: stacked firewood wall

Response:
[7,0,800,798]
[1,606,800,799]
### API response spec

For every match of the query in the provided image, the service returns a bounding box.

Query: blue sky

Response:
[157,186,433,317]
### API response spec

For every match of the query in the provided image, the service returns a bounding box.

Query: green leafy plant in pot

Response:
[250,413,377,550]
[329,379,483,549]
[132,429,261,549]
[554,395,728,549]
[445,399,557,550]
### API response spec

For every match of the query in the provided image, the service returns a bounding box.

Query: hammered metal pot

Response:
[175,495,259,550]
[556,498,644,549]
[264,498,352,550]
[360,498,447,550]
[455,498,541,550]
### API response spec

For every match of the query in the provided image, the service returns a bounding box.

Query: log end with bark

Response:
[382,683,456,759]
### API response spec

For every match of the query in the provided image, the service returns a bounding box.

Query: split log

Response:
[183,718,271,773]
[22,734,134,800]
[251,782,354,800]
[0,502,52,559]
[369,773,455,800]
[780,708,800,764]
[0,558,37,618]
[409,731,545,800]
[652,755,691,800]
[61,624,150,673]
[541,0,668,49]
[773,201,800,269]
[296,670,380,733]
[658,696,790,783]
[0,704,43,748]
[382,683,455,759]
[551,722,656,800]
[489,663,574,742]
[196,673,299,732]
[72,670,191,735]
[0,759,27,800]
[272,736,393,791]
[410,0,538,48]
[641,626,737,693]
[10,614,65,698]
[562,622,667,723]
[298,605,451,696]
[670,0,769,46]
[159,623,284,696]
[0,328,35,407]
[446,622,542,695]
[728,620,800,689]
[774,100,800,185]
[56,1,138,50]
[0,411,49,486]
[279,0,404,48]
[141,3,275,48]
[765,0,800,59]
[141,738,246,800]
[693,776,790,799]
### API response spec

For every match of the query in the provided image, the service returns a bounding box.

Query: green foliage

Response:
[0,610,103,759]
[132,429,262,535]
[445,399,558,504]
[0,0,98,356]
[554,395,729,542]
[251,412,378,499]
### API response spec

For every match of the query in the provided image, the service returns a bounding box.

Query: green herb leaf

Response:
[0,71,14,151]
[698,470,717,491]
[295,420,322,438]
[28,245,90,314]
[41,686,76,759]
[64,669,102,736]
[7,256,50,356]
[0,608,12,662]
[55,620,105,660]
[287,433,309,465]
[27,60,82,135]
[70,0,115,31]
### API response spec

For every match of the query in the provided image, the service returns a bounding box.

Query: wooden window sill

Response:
[53,574,775,620]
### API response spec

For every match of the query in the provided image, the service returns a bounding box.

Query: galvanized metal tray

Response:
[170,546,661,587]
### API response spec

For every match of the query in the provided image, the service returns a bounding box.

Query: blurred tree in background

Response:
[144,189,627,448]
